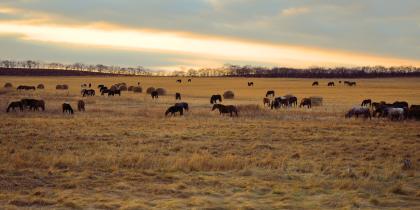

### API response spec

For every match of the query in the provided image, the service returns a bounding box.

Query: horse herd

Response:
[4,81,420,120]
[311,80,356,87]
[345,100,420,121]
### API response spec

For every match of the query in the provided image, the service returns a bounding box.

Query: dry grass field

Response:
[0,76,419,209]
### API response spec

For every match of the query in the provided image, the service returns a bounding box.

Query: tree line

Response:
[1,59,419,78]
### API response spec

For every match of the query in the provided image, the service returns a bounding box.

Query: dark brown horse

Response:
[266,90,275,97]
[212,104,238,117]
[21,99,45,111]
[6,101,23,112]
[312,81,319,86]
[248,82,254,86]
[151,91,159,99]
[361,99,371,107]
[165,105,183,116]
[62,103,74,114]
[82,89,95,97]
[176,79,182,83]
[210,95,222,104]
[327,82,335,86]
[175,102,189,111]
[299,98,311,108]
[175,92,181,100]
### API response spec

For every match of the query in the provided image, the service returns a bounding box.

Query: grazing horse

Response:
[288,96,298,107]
[263,98,271,107]
[345,107,371,119]
[82,89,95,97]
[299,98,311,108]
[77,100,85,112]
[151,91,159,99]
[210,95,222,104]
[21,99,45,111]
[312,81,319,86]
[6,101,23,112]
[17,85,36,91]
[266,90,275,97]
[271,97,288,109]
[387,108,406,121]
[175,92,181,100]
[348,82,356,86]
[188,79,192,82]
[176,79,182,83]
[248,82,254,87]
[212,104,238,117]
[175,102,189,111]
[165,105,183,116]
[62,103,74,114]
[361,99,372,107]
[327,82,335,86]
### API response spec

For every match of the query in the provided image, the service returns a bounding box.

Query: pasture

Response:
[0,76,419,209]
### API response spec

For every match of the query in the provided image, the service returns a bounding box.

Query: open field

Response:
[0,76,419,209]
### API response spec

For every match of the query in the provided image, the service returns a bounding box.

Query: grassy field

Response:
[0,76,419,209]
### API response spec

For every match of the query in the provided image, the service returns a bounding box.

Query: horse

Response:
[248,82,254,87]
[113,89,121,96]
[77,100,85,112]
[108,90,115,96]
[408,105,420,120]
[312,81,319,86]
[188,79,192,82]
[348,82,356,86]
[82,89,95,97]
[175,102,189,111]
[371,102,380,110]
[165,105,183,116]
[271,97,288,109]
[101,89,110,95]
[345,107,371,119]
[62,103,74,114]
[299,98,311,108]
[17,85,36,91]
[21,99,45,111]
[263,98,271,107]
[212,104,238,117]
[175,93,181,100]
[266,90,275,97]
[392,101,408,108]
[387,108,406,121]
[327,82,335,86]
[361,99,372,107]
[210,95,222,104]
[288,96,298,107]
[151,91,159,99]
[373,103,394,117]
[176,79,182,83]
[6,101,23,112]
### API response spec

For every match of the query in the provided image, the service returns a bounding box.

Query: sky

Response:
[0,0,419,70]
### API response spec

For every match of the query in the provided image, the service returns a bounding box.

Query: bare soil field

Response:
[0,76,419,209]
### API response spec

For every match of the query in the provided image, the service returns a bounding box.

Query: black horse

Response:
[165,105,183,116]
[210,95,222,104]
[327,82,335,86]
[21,99,45,111]
[62,103,74,114]
[312,81,319,86]
[151,91,159,99]
[266,90,275,97]
[212,104,238,117]
[361,99,372,107]
[299,98,311,108]
[176,79,182,83]
[289,96,298,107]
[108,90,115,96]
[82,89,95,97]
[6,101,23,112]
[175,102,189,111]
[175,92,181,100]
[248,82,254,86]
[271,97,289,109]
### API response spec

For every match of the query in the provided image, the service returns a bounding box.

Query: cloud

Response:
[280,7,310,16]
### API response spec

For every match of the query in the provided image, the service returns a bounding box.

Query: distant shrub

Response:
[132,86,142,93]
[4,83,13,88]
[37,84,45,89]
[156,88,166,95]
[146,87,155,94]
[223,90,235,99]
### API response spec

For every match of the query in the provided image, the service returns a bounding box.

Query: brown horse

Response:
[299,98,311,108]
[212,104,238,117]
[62,103,74,114]
[263,98,271,107]
[175,92,181,100]
[6,101,23,112]
[165,105,183,116]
